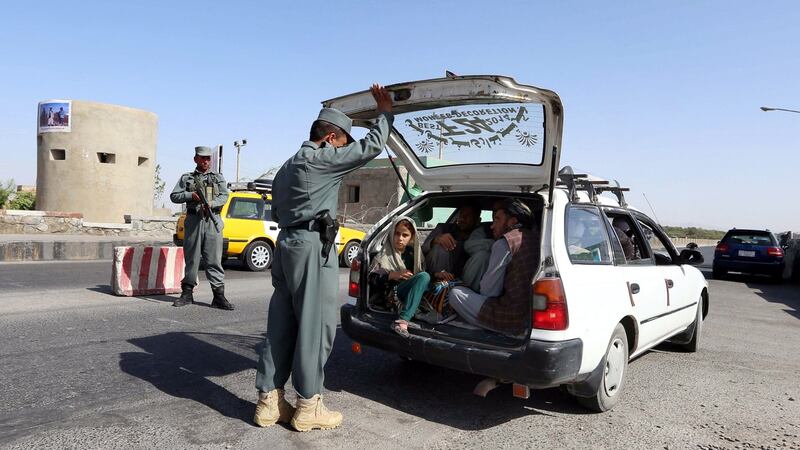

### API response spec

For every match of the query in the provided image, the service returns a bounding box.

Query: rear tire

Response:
[772,270,784,283]
[577,323,629,412]
[712,266,726,279]
[243,241,272,272]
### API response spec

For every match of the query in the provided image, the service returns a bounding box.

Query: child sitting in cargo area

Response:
[368,216,431,338]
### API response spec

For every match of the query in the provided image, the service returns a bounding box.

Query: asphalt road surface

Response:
[0,258,798,449]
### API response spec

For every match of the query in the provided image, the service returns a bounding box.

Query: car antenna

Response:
[642,192,661,224]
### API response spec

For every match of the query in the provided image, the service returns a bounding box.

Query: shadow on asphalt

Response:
[120,328,590,431]
[119,332,261,424]
[324,328,591,429]
[702,269,799,320]
[87,284,113,294]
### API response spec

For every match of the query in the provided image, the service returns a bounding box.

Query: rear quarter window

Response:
[565,206,613,264]
[725,232,775,246]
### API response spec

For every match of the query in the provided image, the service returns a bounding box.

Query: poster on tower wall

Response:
[38,100,71,133]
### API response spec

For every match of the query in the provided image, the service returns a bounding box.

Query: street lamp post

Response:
[233,139,247,182]
[760,106,800,114]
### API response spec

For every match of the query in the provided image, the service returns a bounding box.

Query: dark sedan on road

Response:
[712,229,784,281]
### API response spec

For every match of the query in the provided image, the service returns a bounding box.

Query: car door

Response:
[223,195,273,255]
[633,214,696,338]
[602,210,671,351]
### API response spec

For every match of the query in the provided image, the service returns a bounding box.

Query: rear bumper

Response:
[714,258,784,274]
[341,304,583,388]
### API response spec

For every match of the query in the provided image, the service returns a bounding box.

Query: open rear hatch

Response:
[324,75,564,196]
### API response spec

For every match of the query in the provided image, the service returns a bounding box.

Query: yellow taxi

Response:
[174,189,365,271]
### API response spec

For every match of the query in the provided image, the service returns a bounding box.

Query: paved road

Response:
[0,260,798,449]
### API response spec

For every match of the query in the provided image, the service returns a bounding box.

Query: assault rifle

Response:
[193,175,221,233]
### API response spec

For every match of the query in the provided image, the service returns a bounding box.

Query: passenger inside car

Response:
[367,216,430,338]
[448,198,539,335]
[611,216,639,261]
[422,203,481,281]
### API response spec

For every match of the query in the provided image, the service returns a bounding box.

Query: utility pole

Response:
[234,139,247,182]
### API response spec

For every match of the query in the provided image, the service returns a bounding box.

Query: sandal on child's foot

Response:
[391,320,410,338]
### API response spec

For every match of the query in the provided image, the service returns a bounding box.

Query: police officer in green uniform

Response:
[253,84,393,431]
[169,146,234,311]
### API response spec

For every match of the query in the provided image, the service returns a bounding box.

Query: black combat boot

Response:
[211,286,235,310]
[173,283,194,307]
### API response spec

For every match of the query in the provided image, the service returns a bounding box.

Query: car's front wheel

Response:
[243,241,272,271]
[340,240,361,268]
[677,297,704,352]
[577,323,629,412]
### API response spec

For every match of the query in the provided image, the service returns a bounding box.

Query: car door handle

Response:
[666,279,674,288]
[629,283,640,294]
[269,226,278,230]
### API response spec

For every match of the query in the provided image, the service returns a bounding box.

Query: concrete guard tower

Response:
[36,100,158,223]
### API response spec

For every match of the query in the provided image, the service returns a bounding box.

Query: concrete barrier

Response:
[112,246,185,296]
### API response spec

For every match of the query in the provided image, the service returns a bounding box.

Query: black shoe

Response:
[173,284,194,307]
[211,286,235,311]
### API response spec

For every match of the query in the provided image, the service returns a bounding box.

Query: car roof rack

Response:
[557,166,629,207]
[228,178,272,194]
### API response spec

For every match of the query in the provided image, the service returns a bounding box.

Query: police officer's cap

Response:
[317,108,355,144]
[195,146,212,157]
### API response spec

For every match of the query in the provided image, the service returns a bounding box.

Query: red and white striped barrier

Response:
[112,246,185,296]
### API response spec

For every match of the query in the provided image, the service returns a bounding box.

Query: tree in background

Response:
[153,164,166,208]
[8,191,35,210]
[0,179,15,208]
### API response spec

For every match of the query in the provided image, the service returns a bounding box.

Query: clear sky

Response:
[1,1,798,231]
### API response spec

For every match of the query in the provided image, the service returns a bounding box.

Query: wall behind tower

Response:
[36,100,158,223]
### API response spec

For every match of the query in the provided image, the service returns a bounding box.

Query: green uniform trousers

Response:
[255,228,338,399]
[182,213,225,288]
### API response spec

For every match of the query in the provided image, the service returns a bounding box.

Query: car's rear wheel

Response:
[340,240,360,268]
[772,270,784,283]
[577,323,629,412]
[243,241,272,271]
[712,266,726,279]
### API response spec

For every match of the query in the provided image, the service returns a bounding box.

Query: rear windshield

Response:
[393,102,546,168]
[725,232,775,246]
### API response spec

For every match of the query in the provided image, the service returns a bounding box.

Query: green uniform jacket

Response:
[169,170,229,212]
[271,112,394,227]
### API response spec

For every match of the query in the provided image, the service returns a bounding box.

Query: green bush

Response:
[0,178,14,207]
[7,191,35,210]
[663,225,726,240]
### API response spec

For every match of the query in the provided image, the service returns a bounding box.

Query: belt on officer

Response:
[284,220,322,232]
[187,208,221,215]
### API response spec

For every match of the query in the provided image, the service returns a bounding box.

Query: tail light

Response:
[532,278,568,330]
[348,258,361,297]
[715,243,729,253]
[767,247,784,257]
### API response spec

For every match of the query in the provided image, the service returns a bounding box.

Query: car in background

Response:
[712,229,784,281]
[174,187,365,271]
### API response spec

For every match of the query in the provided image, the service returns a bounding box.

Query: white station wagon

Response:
[334,75,709,412]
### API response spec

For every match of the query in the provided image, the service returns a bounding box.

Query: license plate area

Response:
[738,250,756,257]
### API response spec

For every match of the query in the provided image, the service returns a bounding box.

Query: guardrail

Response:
[670,237,719,247]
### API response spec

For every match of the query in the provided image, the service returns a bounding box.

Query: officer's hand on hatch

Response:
[370,84,393,114]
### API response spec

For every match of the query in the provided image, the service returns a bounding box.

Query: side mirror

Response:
[679,249,704,265]
[686,242,698,250]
